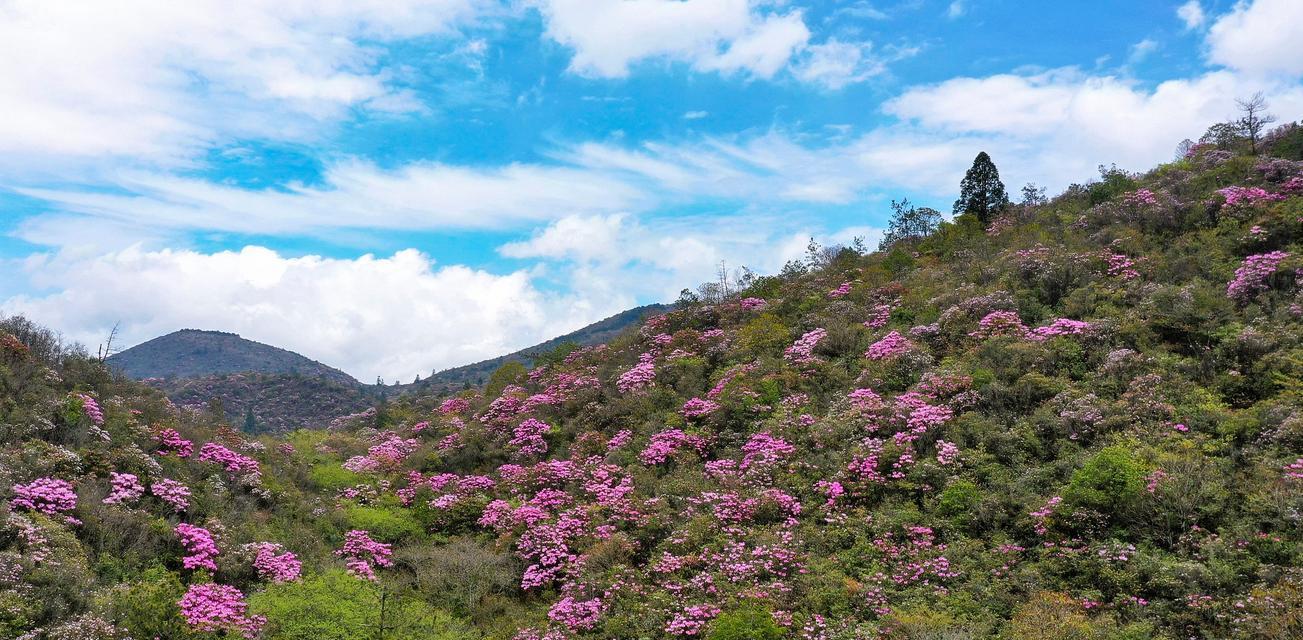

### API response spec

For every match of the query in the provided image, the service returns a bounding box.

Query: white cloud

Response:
[536,0,811,79]
[792,40,888,89]
[0,0,484,167]
[1207,0,1303,77]
[1129,38,1159,64]
[946,1,966,19]
[2,246,626,382]
[14,159,647,246]
[499,213,883,302]
[684,111,710,120]
[882,68,1303,187]
[1177,1,1205,29]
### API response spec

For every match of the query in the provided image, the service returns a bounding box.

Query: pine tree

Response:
[953,152,1010,224]
[242,405,257,434]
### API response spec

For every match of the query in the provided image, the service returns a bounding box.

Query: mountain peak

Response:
[107,329,355,385]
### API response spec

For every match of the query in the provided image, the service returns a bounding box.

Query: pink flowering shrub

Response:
[510,418,552,457]
[76,393,105,426]
[198,442,260,477]
[829,282,852,298]
[247,542,302,582]
[617,354,657,393]
[175,523,220,571]
[547,596,604,632]
[102,472,144,505]
[738,297,767,310]
[865,331,913,360]
[177,583,265,639]
[1217,186,1283,207]
[151,478,191,511]
[680,397,719,419]
[1028,318,1092,341]
[12,478,77,515]
[666,604,721,636]
[783,328,827,364]
[640,429,707,465]
[1226,251,1291,302]
[336,529,393,580]
[154,428,193,457]
[968,311,1027,339]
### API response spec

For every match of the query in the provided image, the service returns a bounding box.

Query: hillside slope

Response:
[2,132,1302,639]
[108,329,357,385]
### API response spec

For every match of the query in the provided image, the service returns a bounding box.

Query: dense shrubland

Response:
[2,122,1303,639]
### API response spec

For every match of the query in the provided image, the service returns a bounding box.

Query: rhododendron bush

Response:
[1,139,1302,639]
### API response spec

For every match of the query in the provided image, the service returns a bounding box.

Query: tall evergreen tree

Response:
[243,405,258,433]
[953,152,1010,223]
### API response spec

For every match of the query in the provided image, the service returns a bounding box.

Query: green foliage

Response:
[485,361,526,398]
[706,607,784,640]
[99,567,189,640]
[1065,445,1147,514]
[343,505,425,542]
[250,571,477,640]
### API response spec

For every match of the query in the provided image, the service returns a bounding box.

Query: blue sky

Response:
[2,0,1302,381]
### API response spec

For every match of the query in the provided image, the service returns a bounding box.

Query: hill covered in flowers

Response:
[2,130,1302,640]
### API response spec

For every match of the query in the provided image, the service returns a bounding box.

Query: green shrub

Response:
[706,607,784,640]
[1065,445,1146,514]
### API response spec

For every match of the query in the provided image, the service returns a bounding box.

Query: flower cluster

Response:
[1028,318,1092,341]
[784,328,827,365]
[102,472,144,505]
[935,440,960,466]
[968,311,1027,339]
[829,282,852,298]
[1226,251,1290,302]
[510,418,552,457]
[680,397,720,419]
[12,478,77,515]
[1122,189,1157,207]
[336,529,393,580]
[1104,253,1140,280]
[666,604,721,636]
[738,297,767,310]
[547,596,604,632]
[247,542,302,583]
[177,583,265,639]
[154,428,193,457]
[640,429,707,465]
[617,354,656,393]
[198,442,260,477]
[76,393,105,426]
[175,523,220,571]
[1217,186,1283,207]
[865,331,913,360]
[151,478,191,511]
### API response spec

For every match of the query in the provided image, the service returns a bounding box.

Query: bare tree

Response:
[1236,92,1276,154]
[97,321,120,361]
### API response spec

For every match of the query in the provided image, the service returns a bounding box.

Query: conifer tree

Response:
[953,152,1010,223]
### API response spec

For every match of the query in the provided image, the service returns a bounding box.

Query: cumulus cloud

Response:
[499,213,884,302]
[2,246,624,381]
[0,0,484,167]
[1176,1,1205,30]
[536,0,807,79]
[1206,0,1303,77]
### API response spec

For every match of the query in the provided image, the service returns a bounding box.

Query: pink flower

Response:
[335,529,392,580]
[1027,318,1092,341]
[76,393,105,426]
[1217,185,1283,207]
[666,604,721,636]
[175,523,220,571]
[640,429,707,465]
[617,354,657,393]
[509,418,552,457]
[936,440,960,466]
[829,282,852,298]
[865,331,913,360]
[968,311,1027,339]
[12,477,77,515]
[681,397,720,419]
[784,328,827,364]
[739,297,768,310]
[547,596,604,632]
[151,478,191,512]
[247,542,301,583]
[154,428,193,458]
[198,442,260,477]
[102,472,144,505]
[1226,251,1291,302]
[178,583,265,639]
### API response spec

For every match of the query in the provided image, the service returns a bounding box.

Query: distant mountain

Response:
[106,305,670,431]
[108,329,357,385]
[399,303,671,394]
